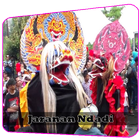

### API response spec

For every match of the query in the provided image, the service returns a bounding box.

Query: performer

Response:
[89,20,130,136]
[19,12,88,134]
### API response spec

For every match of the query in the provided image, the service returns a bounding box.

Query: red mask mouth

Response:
[49,61,71,85]
[88,58,106,79]
[49,50,73,86]
[93,59,105,70]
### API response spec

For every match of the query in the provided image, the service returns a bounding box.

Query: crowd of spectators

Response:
[81,50,138,129]
[2,50,138,133]
[3,55,32,132]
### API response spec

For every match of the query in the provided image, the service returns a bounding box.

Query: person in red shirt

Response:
[15,60,21,74]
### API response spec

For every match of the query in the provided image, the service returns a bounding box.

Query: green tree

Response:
[101,6,125,22]
[3,16,29,60]
[86,42,94,56]
[129,38,133,49]
[3,22,7,37]
[135,36,138,50]
[87,42,94,51]
[3,21,8,59]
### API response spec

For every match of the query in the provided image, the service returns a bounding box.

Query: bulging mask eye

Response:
[59,22,62,27]
[53,22,55,26]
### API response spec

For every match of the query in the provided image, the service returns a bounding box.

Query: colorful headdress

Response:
[20,12,86,74]
[91,20,131,74]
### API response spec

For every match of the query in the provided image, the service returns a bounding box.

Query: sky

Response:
[5,5,138,46]
[75,5,138,45]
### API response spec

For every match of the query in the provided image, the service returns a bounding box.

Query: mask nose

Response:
[62,49,73,62]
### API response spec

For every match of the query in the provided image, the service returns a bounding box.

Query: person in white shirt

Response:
[82,70,92,105]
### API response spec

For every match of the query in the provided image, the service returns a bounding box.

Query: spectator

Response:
[3,71,10,87]
[15,60,21,75]
[82,70,92,105]
[4,55,12,77]
[11,56,15,78]
[131,56,138,111]
[123,84,129,128]
[18,63,31,87]
[3,71,10,100]
[131,51,138,66]
[125,60,134,115]
[3,71,10,81]
[15,75,23,92]
[18,63,27,78]
[74,104,106,136]
[86,60,93,72]
[81,56,89,73]
[4,78,19,132]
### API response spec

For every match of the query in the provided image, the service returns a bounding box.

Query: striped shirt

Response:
[82,79,92,104]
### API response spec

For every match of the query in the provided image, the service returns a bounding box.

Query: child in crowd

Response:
[74,104,106,136]
[4,78,19,131]
[3,71,10,101]
[15,75,23,92]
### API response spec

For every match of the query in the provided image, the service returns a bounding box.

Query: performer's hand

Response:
[10,106,19,111]
[7,108,17,112]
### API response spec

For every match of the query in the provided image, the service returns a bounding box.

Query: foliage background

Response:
[3,16,29,60]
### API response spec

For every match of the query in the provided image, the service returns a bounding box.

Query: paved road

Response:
[127,110,138,136]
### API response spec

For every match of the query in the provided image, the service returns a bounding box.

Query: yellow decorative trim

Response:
[109,84,114,92]
[19,82,30,127]
[120,128,127,134]
[104,122,109,130]
[109,127,113,136]
[117,107,121,111]
[20,74,35,127]
[19,74,35,127]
